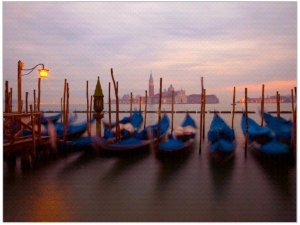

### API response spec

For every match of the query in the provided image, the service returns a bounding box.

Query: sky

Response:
[2,1,297,105]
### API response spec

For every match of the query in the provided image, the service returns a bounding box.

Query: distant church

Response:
[148,72,187,104]
[148,72,219,104]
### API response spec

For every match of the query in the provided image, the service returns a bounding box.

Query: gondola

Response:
[40,113,62,125]
[24,112,78,137]
[24,118,94,141]
[208,113,236,162]
[58,136,94,153]
[102,110,143,139]
[248,139,293,167]
[262,112,292,144]
[156,113,196,159]
[241,112,273,144]
[55,119,95,140]
[93,114,170,157]
[241,113,293,167]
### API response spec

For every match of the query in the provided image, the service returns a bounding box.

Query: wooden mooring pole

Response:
[130,92,133,120]
[86,80,91,137]
[202,89,206,139]
[9,88,12,113]
[261,84,265,126]
[26,92,29,113]
[199,77,204,154]
[139,96,142,113]
[33,89,36,112]
[60,97,63,124]
[30,104,36,156]
[38,78,41,112]
[291,88,295,121]
[290,88,296,161]
[63,79,67,141]
[144,90,148,129]
[111,68,121,141]
[66,83,70,135]
[276,91,280,119]
[157,78,162,139]
[171,90,174,134]
[245,88,248,157]
[231,87,236,129]
[5,81,9,113]
[90,95,92,135]
[109,82,112,129]
[116,81,120,141]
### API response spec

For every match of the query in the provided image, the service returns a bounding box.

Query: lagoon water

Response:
[3,103,296,222]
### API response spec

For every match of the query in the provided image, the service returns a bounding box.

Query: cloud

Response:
[223,79,297,96]
[3,2,297,105]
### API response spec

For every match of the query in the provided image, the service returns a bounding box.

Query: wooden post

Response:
[260,84,265,126]
[37,78,41,141]
[231,87,236,129]
[18,60,23,113]
[291,88,296,160]
[144,90,148,129]
[171,90,174,134]
[111,68,120,141]
[63,79,67,141]
[290,105,296,163]
[109,82,112,129]
[202,89,206,139]
[157,78,162,139]
[276,91,280,119]
[199,77,203,154]
[245,88,248,157]
[139,96,142,113]
[25,92,28,113]
[291,89,295,122]
[9,88,12,113]
[5,81,9,113]
[60,97,63,123]
[66,83,70,139]
[30,104,36,154]
[38,78,41,112]
[130,92,133,120]
[90,95,93,136]
[86,81,90,137]
[116,82,120,141]
[33,90,36,112]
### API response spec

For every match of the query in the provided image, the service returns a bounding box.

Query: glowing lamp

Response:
[93,76,104,113]
[38,68,49,78]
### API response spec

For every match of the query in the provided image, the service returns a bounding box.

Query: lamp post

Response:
[18,60,49,113]
[93,76,104,136]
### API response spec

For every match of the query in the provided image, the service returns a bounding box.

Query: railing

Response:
[3,112,42,146]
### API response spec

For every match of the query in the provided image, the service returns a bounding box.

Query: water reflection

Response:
[209,155,235,199]
[101,153,150,181]
[3,134,296,222]
[250,150,296,196]
[155,148,193,191]
[58,150,98,174]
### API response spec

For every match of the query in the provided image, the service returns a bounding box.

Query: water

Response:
[3,103,296,222]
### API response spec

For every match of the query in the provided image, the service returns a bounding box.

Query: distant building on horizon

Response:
[112,72,220,104]
[148,73,219,104]
[150,84,187,104]
[237,95,296,103]
[187,94,219,104]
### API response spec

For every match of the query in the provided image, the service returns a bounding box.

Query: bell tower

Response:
[149,71,154,97]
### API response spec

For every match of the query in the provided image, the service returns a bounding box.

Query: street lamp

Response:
[18,60,49,113]
[93,76,104,136]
